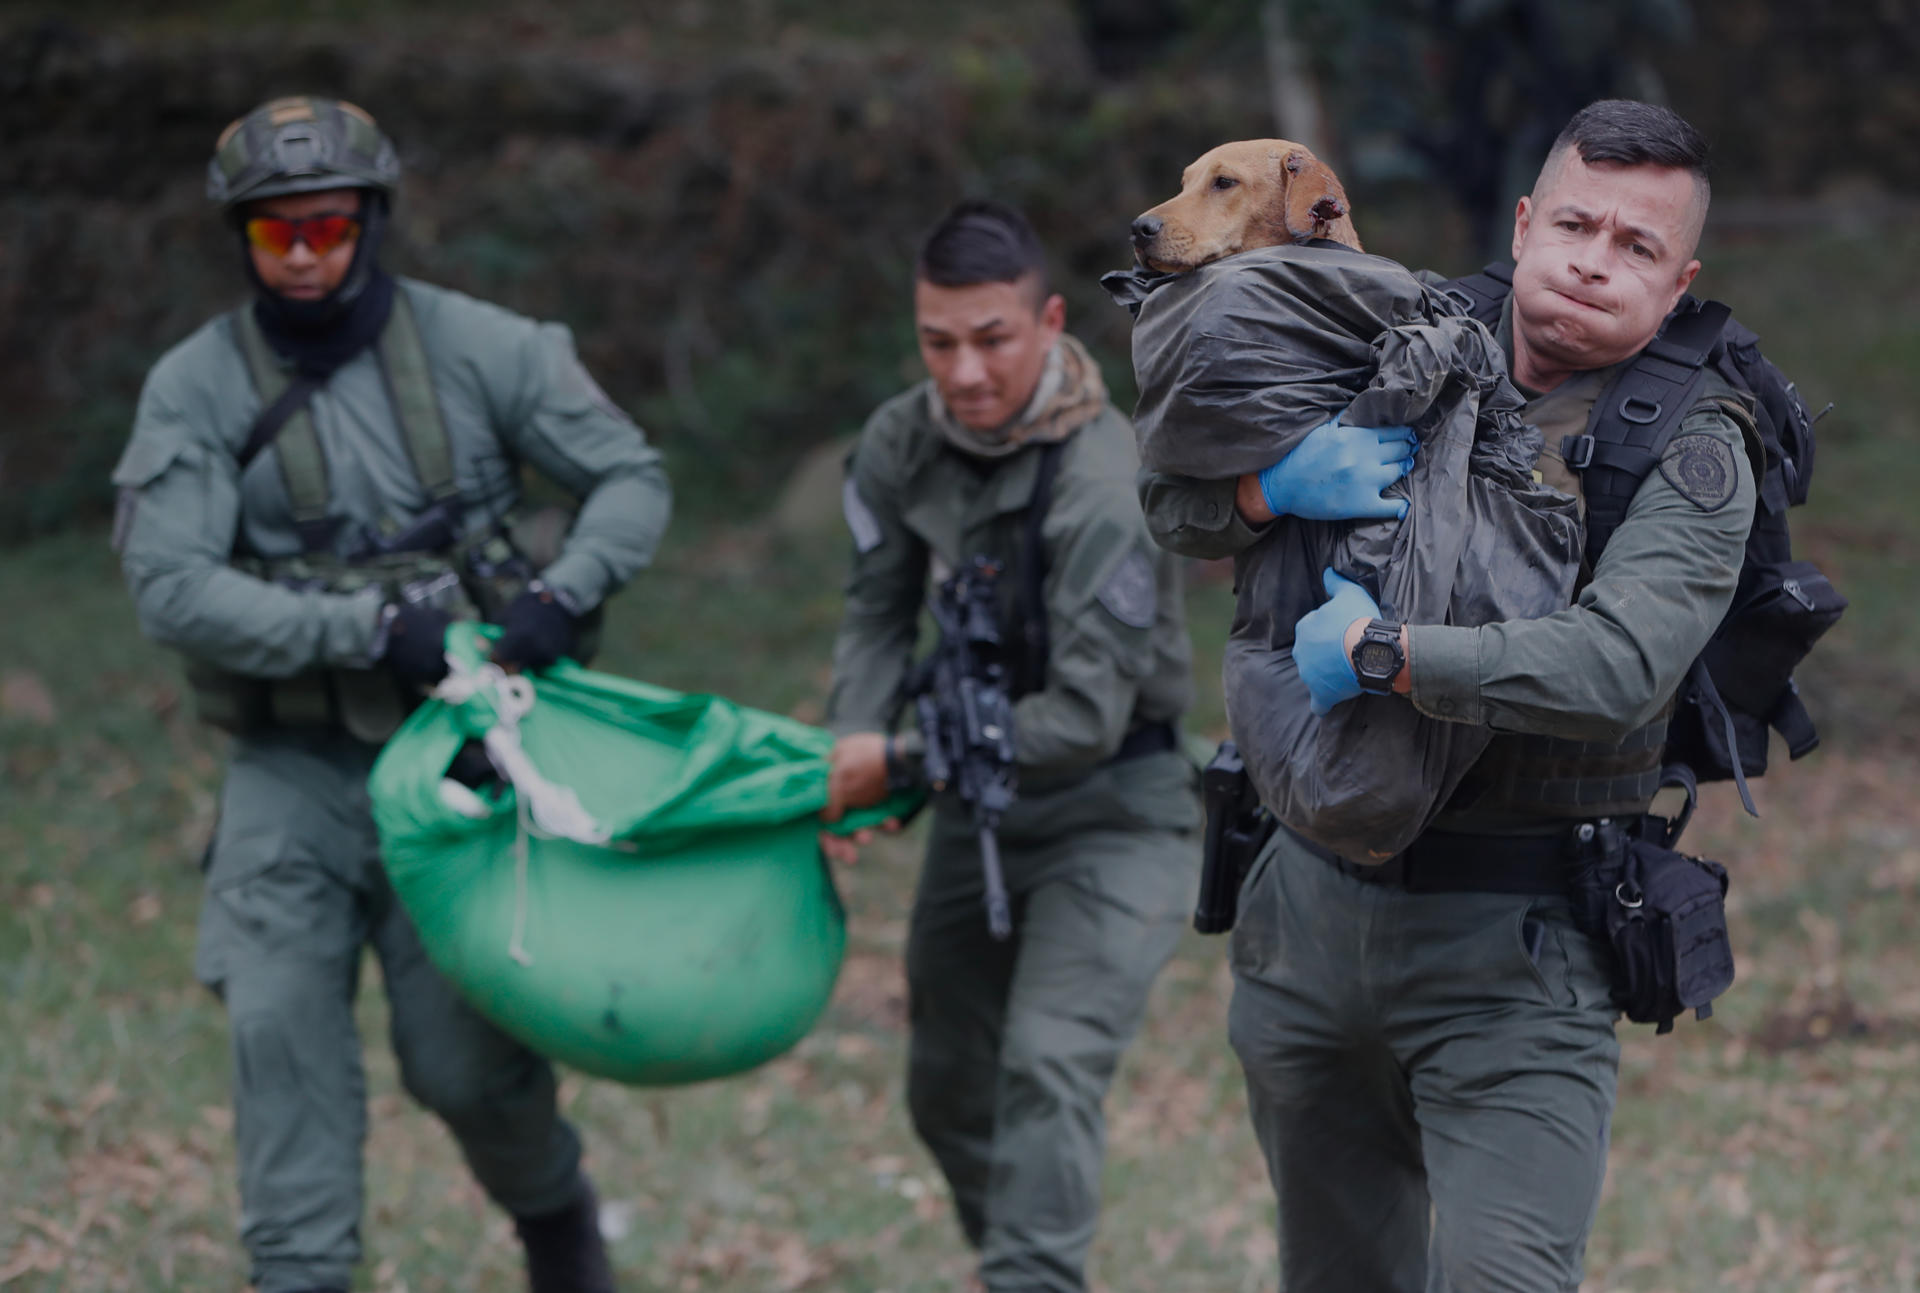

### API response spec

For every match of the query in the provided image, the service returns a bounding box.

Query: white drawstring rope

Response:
[433,652,611,966]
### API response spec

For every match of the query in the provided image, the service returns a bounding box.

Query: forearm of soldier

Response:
[538,460,673,612]
[1408,455,1755,740]
[1010,675,1135,771]
[128,562,385,675]
[1137,470,1266,560]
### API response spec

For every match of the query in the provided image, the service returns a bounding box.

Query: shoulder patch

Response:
[841,477,884,553]
[1096,548,1158,628]
[1659,433,1738,512]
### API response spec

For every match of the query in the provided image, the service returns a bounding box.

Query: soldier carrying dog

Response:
[1141,100,1765,1290]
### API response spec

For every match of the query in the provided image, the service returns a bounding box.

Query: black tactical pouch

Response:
[1667,554,1846,786]
[1195,742,1277,934]
[1605,836,1734,1034]
[1566,766,1736,1034]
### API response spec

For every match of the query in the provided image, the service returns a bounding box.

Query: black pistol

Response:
[1195,741,1275,934]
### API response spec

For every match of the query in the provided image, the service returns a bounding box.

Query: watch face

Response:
[1355,638,1399,679]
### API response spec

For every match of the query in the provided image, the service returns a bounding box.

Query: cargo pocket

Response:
[194,822,358,996]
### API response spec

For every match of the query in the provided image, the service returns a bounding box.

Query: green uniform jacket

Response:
[112,279,671,678]
[1139,296,1756,758]
[828,382,1195,815]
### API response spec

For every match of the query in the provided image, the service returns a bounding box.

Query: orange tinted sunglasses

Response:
[243,213,362,258]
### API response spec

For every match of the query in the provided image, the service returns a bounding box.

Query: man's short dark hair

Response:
[1552,99,1710,184]
[917,199,1050,301]
[1540,100,1712,247]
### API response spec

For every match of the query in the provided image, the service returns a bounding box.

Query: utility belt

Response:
[1113,718,1178,763]
[189,505,599,743]
[1197,748,1734,1034]
[961,719,1181,803]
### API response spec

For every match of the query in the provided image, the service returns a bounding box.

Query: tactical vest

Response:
[189,295,583,742]
[1435,333,1746,826]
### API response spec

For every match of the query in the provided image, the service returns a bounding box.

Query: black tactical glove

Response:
[492,583,580,672]
[382,603,453,689]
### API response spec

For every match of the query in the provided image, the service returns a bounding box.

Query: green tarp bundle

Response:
[369,626,913,1086]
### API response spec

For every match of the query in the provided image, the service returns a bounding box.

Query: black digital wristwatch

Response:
[1350,619,1405,696]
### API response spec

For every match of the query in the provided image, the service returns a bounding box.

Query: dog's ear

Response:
[1280,149,1361,250]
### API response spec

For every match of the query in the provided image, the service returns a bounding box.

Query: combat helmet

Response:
[207,95,400,209]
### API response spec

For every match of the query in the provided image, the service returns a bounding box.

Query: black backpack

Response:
[1440,263,1847,815]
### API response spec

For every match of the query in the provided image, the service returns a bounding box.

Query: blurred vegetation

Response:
[4,0,1916,538]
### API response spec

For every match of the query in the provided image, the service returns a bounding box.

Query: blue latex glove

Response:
[1294,569,1382,715]
[1257,416,1417,521]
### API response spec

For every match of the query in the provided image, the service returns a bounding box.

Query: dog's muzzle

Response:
[1130,214,1164,249]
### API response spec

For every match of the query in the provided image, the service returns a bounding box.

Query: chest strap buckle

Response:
[1561,434,1596,471]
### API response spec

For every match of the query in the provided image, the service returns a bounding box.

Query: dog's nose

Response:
[1131,214,1163,245]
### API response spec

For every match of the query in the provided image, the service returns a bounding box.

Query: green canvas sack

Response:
[369,626,915,1085]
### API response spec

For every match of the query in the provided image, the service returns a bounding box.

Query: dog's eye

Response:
[1211,176,1239,192]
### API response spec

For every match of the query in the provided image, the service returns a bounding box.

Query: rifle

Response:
[908,555,1018,940]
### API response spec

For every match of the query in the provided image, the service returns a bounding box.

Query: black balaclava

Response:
[243,188,397,379]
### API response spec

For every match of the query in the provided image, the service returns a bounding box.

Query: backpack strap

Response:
[1018,440,1068,695]
[1435,261,1512,328]
[1685,656,1760,817]
[376,288,461,507]
[1567,299,1733,567]
[228,287,463,555]
[230,305,338,553]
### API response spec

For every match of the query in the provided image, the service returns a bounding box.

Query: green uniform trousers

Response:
[1227,829,1621,1293]
[905,769,1196,1293]
[194,731,582,1293]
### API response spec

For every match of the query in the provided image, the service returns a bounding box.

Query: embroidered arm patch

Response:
[1096,549,1158,628]
[842,477,884,553]
[1658,434,1738,512]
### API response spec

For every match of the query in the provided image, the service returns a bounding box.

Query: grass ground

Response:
[3,226,1919,1291]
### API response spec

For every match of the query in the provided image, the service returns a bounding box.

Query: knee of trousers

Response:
[1436,1215,1592,1293]
[222,959,359,1079]
[998,1010,1119,1110]
[395,1033,553,1126]
[907,1039,997,1147]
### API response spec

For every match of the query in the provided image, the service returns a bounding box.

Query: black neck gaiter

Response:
[244,191,398,379]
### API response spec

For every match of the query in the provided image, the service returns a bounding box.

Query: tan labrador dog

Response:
[1130,139,1362,272]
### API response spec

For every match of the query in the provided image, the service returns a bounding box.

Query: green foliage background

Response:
[5,0,1914,533]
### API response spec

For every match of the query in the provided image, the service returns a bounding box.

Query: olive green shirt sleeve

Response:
[484,320,672,613]
[112,367,384,677]
[1009,494,1161,773]
[1137,469,1268,560]
[825,433,928,737]
[1407,403,1756,741]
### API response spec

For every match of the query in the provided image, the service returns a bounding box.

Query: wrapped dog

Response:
[1107,140,1582,860]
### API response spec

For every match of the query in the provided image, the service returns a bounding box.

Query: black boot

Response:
[513,1177,617,1293]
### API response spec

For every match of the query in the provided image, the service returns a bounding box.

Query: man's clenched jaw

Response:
[914,274,1066,434]
[1508,154,1703,392]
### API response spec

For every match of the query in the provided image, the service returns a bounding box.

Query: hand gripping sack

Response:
[369,626,915,1086]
